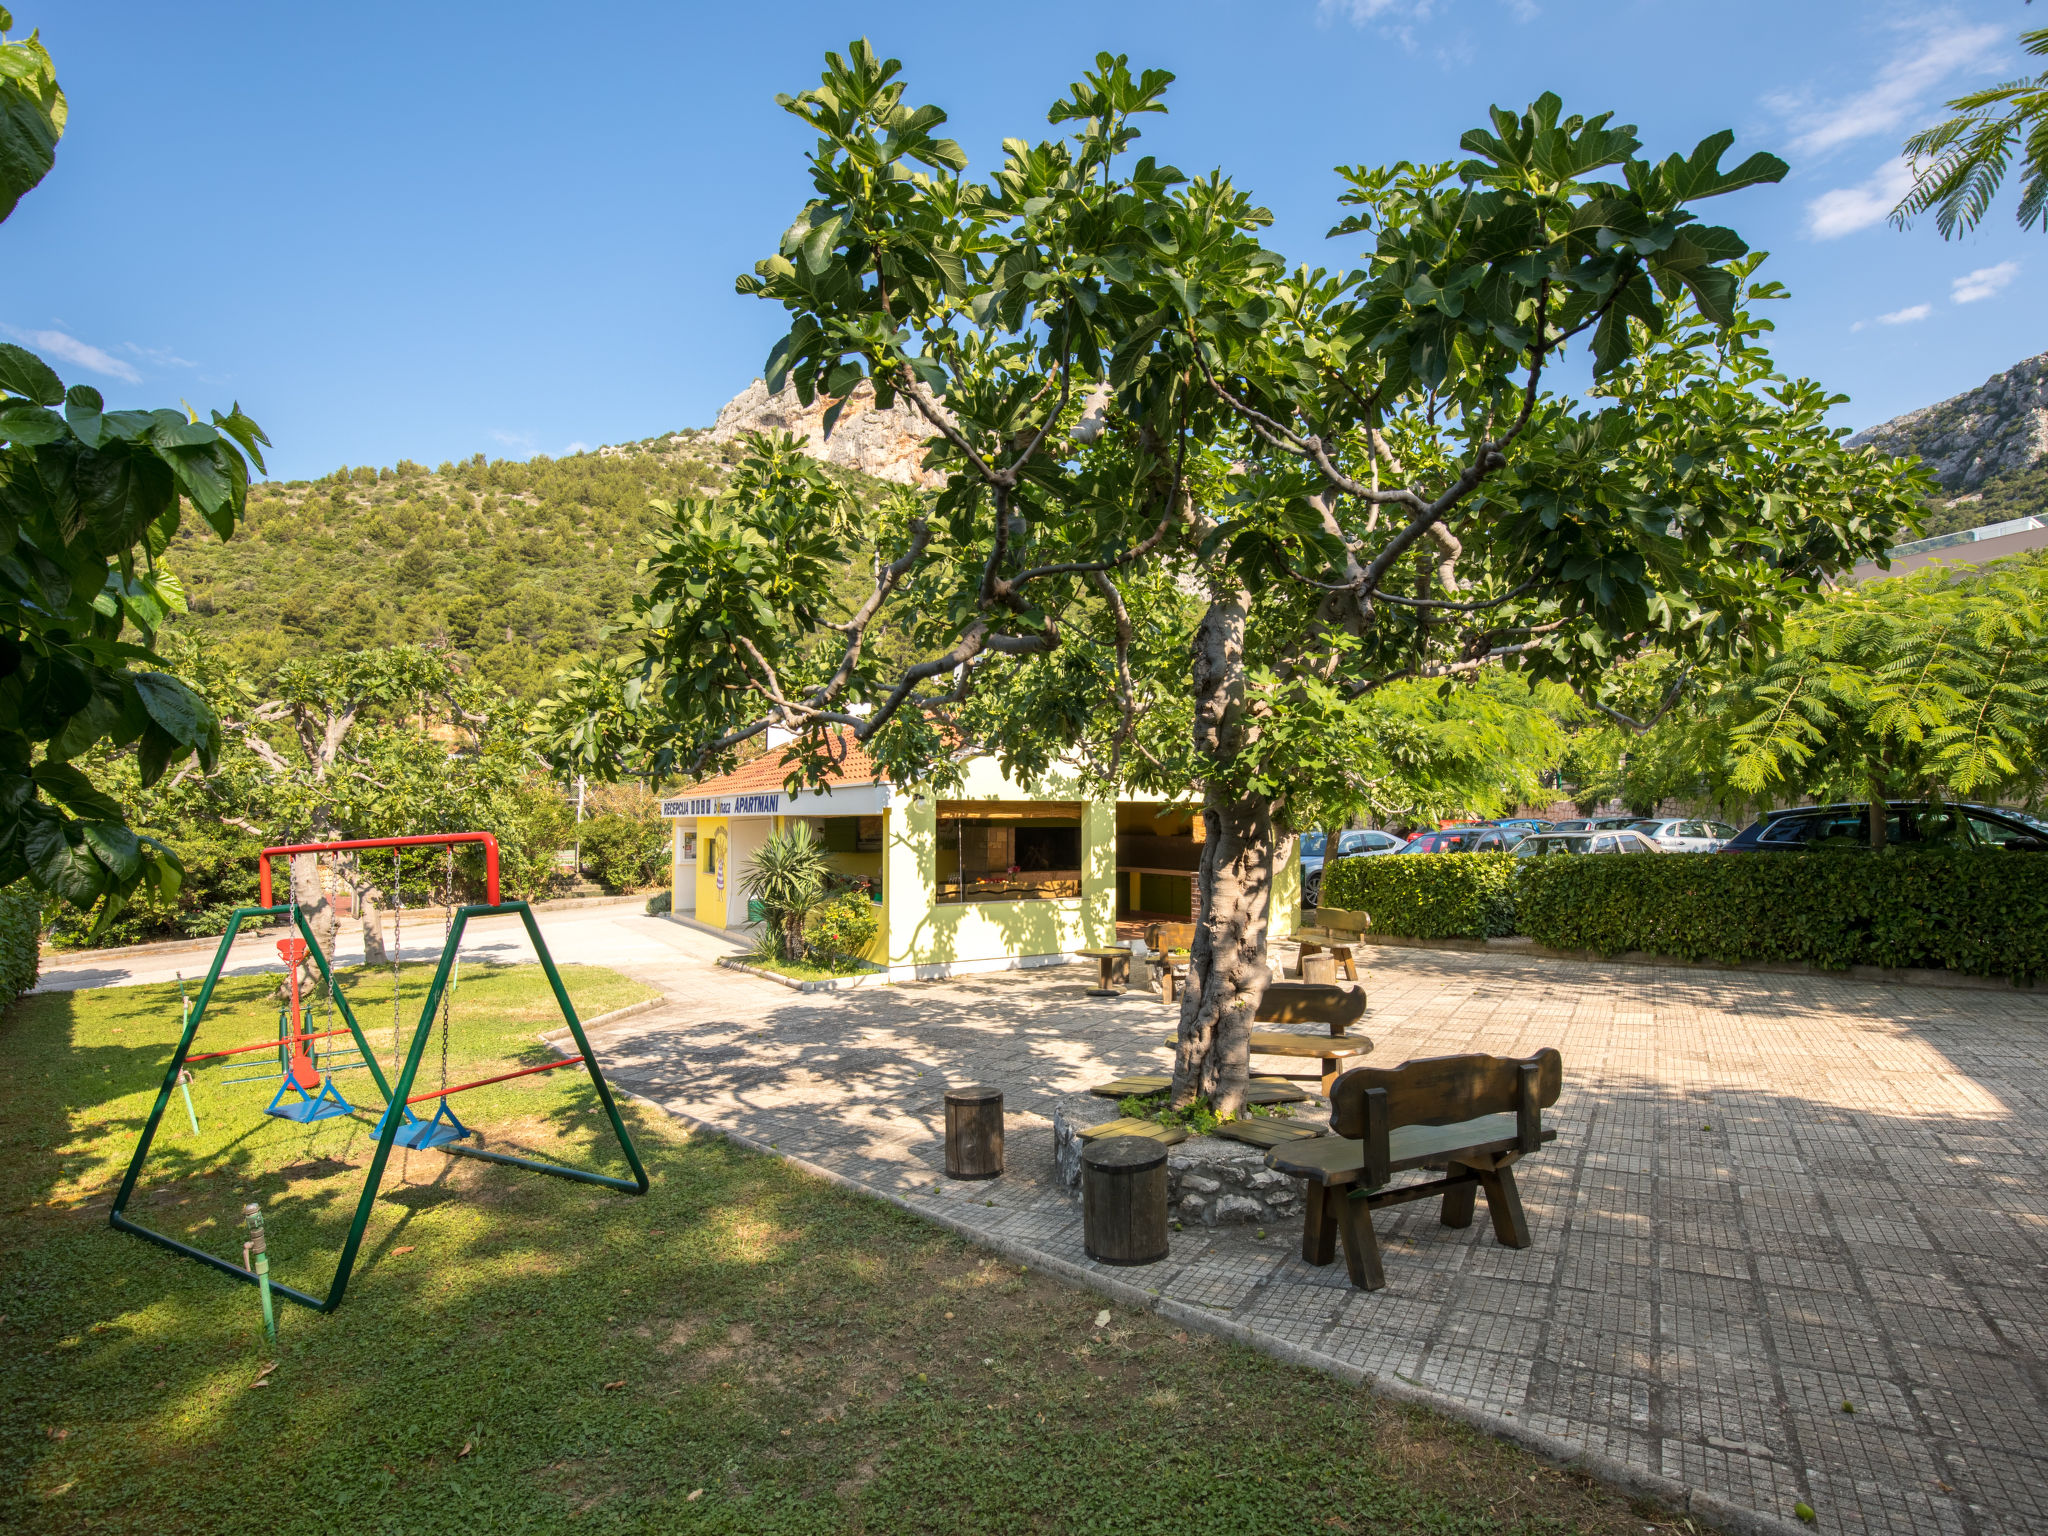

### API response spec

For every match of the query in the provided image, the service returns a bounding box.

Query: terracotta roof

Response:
[684,729,881,799]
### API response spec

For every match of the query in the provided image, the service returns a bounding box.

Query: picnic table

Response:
[1076,947,1132,997]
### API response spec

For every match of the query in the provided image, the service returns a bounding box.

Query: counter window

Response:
[936,800,1084,903]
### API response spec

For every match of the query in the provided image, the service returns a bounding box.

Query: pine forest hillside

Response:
[162,427,889,698]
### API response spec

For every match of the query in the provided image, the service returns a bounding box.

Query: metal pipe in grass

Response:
[242,1204,277,1344]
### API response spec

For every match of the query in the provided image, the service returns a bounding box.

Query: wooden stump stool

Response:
[1081,1136,1170,1266]
[944,1084,1004,1180]
[1299,952,1337,985]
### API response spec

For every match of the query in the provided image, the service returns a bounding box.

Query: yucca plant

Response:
[740,824,833,960]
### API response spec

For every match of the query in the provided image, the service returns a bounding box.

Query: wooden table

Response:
[1077,947,1132,997]
[1164,1029,1373,1096]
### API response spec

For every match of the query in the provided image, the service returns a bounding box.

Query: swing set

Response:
[109,832,648,1314]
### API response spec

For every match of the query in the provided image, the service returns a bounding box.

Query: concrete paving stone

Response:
[471,919,2048,1536]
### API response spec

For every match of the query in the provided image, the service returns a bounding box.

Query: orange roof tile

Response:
[684,729,881,799]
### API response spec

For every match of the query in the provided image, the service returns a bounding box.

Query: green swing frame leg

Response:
[110,901,649,1315]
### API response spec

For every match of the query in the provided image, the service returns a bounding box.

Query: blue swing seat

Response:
[391,1097,472,1151]
[267,1071,355,1123]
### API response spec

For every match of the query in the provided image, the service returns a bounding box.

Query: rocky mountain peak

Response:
[710,377,946,488]
[1848,352,2048,493]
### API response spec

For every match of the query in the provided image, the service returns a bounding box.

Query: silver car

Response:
[1627,817,1738,852]
[1515,830,1663,857]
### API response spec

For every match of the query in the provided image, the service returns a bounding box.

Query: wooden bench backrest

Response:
[1143,922,1196,952]
[1256,981,1369,1030]
[1329,1049,1562,1138]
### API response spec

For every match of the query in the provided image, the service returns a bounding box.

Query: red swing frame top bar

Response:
[258,833,501,909]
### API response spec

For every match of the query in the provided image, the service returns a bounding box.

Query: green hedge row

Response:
[1319,852,1518,939]
[1515,850,2048,980]
[0,881,40,1010]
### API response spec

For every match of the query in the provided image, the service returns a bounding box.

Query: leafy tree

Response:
[624,45,1925,1113]
[1893,14,2048,237]
[0,10,269,930]
[1711,556,2048,840]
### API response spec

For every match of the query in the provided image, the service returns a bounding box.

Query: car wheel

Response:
[1304,873,1322,907]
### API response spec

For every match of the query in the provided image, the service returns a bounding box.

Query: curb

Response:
[592,1065,1807,1536]
[40,891,664,969]
[713,956,889,994]
[538,995,669,1044]
[1304,912,2042,994]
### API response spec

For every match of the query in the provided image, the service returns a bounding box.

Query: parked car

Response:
[1627,817,1739,852]
[1545,815,1641,834]
[1399,826,1518,854]
[1490,817,1555,834]
[1515,829,1662,857]
[1300,827,1407,905]
[1718,801,2048,852]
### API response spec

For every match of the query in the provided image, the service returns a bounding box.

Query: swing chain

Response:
[389,846,404,1079]
[440,845,454,1095]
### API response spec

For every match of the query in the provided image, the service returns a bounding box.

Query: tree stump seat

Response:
[1081,1136,1170,1265]
[943,1084,1004,1180]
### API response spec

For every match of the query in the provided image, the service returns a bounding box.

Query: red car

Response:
[1399,826,1518,854]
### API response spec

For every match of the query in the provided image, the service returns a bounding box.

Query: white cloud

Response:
[1853,303,1932,331]
[1770,17,2003,160]
[2,325,143,384]
[122,341,195,368]
[1318,0,1533,35]
[1952,260,2019,302]
[1805,158,1914,239]
[562,441,591,455]
[488,428,534,451]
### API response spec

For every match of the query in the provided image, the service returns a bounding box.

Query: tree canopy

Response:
[617,43,1928,1113]
[1893,17,2048,237]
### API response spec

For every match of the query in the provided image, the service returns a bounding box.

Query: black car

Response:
[1718,801,2048,852]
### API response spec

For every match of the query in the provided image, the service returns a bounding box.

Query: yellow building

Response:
[663,737,1300,981]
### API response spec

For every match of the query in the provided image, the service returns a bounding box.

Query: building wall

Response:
[879,758,1115,979]
[693,815,728,925]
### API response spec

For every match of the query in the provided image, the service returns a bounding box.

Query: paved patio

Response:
[576,935,2048,1536]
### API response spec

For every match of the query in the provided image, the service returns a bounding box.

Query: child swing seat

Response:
[389,1097,471,1151]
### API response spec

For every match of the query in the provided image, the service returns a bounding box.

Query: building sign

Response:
[660,792,783,818]
[660,784,891,818]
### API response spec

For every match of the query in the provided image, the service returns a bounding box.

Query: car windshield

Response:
[2002,807,2048,834]
[1517,835,1591,856]
[1337,831,1375,853]
[1627,820,1668,834]
[1300,832,1326,857]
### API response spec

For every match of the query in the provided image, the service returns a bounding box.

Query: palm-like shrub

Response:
[740,824,833,959]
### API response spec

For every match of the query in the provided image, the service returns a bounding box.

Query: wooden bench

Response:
[1265,1049,1562,1291]
[1257,980,1367,1036]
[1296,938,1359,982]
[1161,1028,1373,1097]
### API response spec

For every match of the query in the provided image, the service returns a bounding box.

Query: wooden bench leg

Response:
[1440,1176,1477,1229]
[1338,952,1358,982]
[1301,1180,1339,1266]
[1474,1159,1532,1249]
[1335,1192,1387,1291]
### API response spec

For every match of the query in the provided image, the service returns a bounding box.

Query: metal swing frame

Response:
[109,832,650,1314]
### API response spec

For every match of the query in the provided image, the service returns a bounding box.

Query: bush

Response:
[806,892,879,962]
[0,881,39,1009]
[579,812,669,892]
[43,825,263,949]
[1319,853,1517,939]
[1514,850,2048,980]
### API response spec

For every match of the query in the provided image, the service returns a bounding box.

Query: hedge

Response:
[0,881,39,1010]
[1515,850,2048,981]
[1319,852,1518,940]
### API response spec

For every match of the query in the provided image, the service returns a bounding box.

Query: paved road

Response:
[32,906,745,998]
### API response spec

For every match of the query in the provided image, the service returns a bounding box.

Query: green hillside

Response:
[163,431,738,697]
[1913,461,2048,540]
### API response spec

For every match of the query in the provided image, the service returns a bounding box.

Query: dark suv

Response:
[1719,801,2048,852]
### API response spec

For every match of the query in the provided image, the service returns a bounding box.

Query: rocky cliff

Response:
[710,377,945,488]
[1848,352,2048,493]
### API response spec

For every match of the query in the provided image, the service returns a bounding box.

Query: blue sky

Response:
[9,0,2043,480]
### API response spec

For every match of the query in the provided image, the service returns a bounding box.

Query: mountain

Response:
[164,391,902,699]
[712,377,946,487]
[1848,353,2048,539]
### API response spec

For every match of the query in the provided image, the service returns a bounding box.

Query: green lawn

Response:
[2,962,1683,1535]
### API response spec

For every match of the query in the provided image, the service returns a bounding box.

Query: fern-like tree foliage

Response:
[1892,21,2048,236]
[1712,556,2048,836]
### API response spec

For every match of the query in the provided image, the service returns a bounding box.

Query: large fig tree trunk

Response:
[1172,594,1278,1119]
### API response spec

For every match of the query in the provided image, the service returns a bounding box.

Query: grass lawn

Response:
[2,960,1687,1534]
